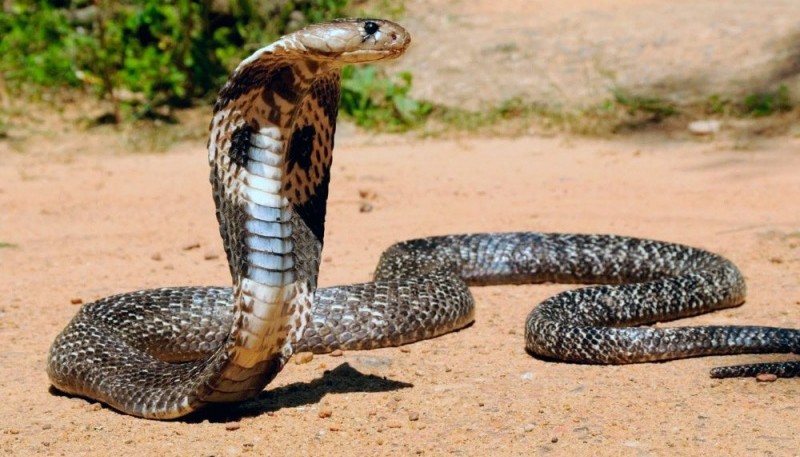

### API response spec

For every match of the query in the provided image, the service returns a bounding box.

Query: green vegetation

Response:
[0,242,17,249]
[0,0,407,125]
[742,85,792,117]
[341,66,431,131]
[0,2,795,136]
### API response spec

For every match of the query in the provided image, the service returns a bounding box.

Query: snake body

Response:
[47,19,799,419]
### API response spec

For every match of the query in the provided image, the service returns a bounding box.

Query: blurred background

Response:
[0,0,798,138]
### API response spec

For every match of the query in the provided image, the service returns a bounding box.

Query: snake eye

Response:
[363,21,380,36]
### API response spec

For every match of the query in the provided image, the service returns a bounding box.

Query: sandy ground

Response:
[1,129,799,455]
[397,0,800,109]
[2,1,800,455]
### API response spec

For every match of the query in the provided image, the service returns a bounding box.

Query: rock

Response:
[318,408,333,418]
[523,423,536,432]
[330,349,343,357]
[224,422,241,431]
[688,120,721,135]
[294,352,314,365]
[70,298,83,305]
[408,411,420,421]
[359,202,373,213]
[520,371,535,381]
[182,242,201,251]
[756,373,778,382]
[150,252,163,261]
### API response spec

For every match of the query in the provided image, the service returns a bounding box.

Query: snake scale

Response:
[47,19,799,420]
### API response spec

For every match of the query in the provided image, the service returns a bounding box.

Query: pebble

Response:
[408,411,420,421]
[70,298,83,305]
[224,422,241,431]
[551,437,559,443]
[150,252,163,261]
[182,242,201,251]
[688,120,721,135]
[359,202,373,213]
[400,347,411,353]
[523,423,536,432]
[330,349,343,357]
[204,251,220,260]
[318,408,333,418]
[387,422,402,429]
[294,352,314,365]
[520,371,535,381]
[756,373,778,382]
[358,189,378,200]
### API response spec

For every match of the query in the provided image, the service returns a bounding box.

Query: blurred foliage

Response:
[742,84,792,117]
[341,65,431,131]
[0,0,423,129]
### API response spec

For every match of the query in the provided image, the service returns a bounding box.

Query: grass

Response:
[415,84,797,137]
[0,242,17,249]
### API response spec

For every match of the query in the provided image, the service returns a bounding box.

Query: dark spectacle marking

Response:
[286,125,316,175]
[293,167,330,244]
[229,124,254,168]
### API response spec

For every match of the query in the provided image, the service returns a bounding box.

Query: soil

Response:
[2,2,800,456]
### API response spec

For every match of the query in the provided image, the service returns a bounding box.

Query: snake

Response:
[47,18,800,420]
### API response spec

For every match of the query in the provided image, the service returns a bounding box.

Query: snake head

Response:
[294,18,411,63]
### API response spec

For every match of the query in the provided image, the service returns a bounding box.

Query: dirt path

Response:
[397,0,800,109]
[1,130,799,455]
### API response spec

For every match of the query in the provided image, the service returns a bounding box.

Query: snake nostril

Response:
[391,32,397,41]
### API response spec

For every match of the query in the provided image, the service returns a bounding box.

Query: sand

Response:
[1,1,800,455]
[1,130,799,456]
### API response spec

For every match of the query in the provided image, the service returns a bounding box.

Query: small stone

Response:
[225,422,241,431]
[41,424,52,430]
[358,189,378,200]
[399,347,411,353]
[408,411,419,421]
[150,252,163,261]
[294,352,314,365]
[387,422,402,429]
[523,423,536,432]
[444,366,452,373]
[182,243,201,251]
[521,371,535,381]
[329,425,341,431]
[318,408,333,419]
[756,373,778,382]
[330,349,343,357]
[359,202,373,213]
[7,429,19,435]
[376,438,384,445]
[70,298,83,305]
[551,437,559,443]
[768,257,783,264]
[688,120,721,136]
[203,251,220,260]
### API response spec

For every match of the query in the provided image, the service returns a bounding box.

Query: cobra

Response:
[47,18,799,420]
